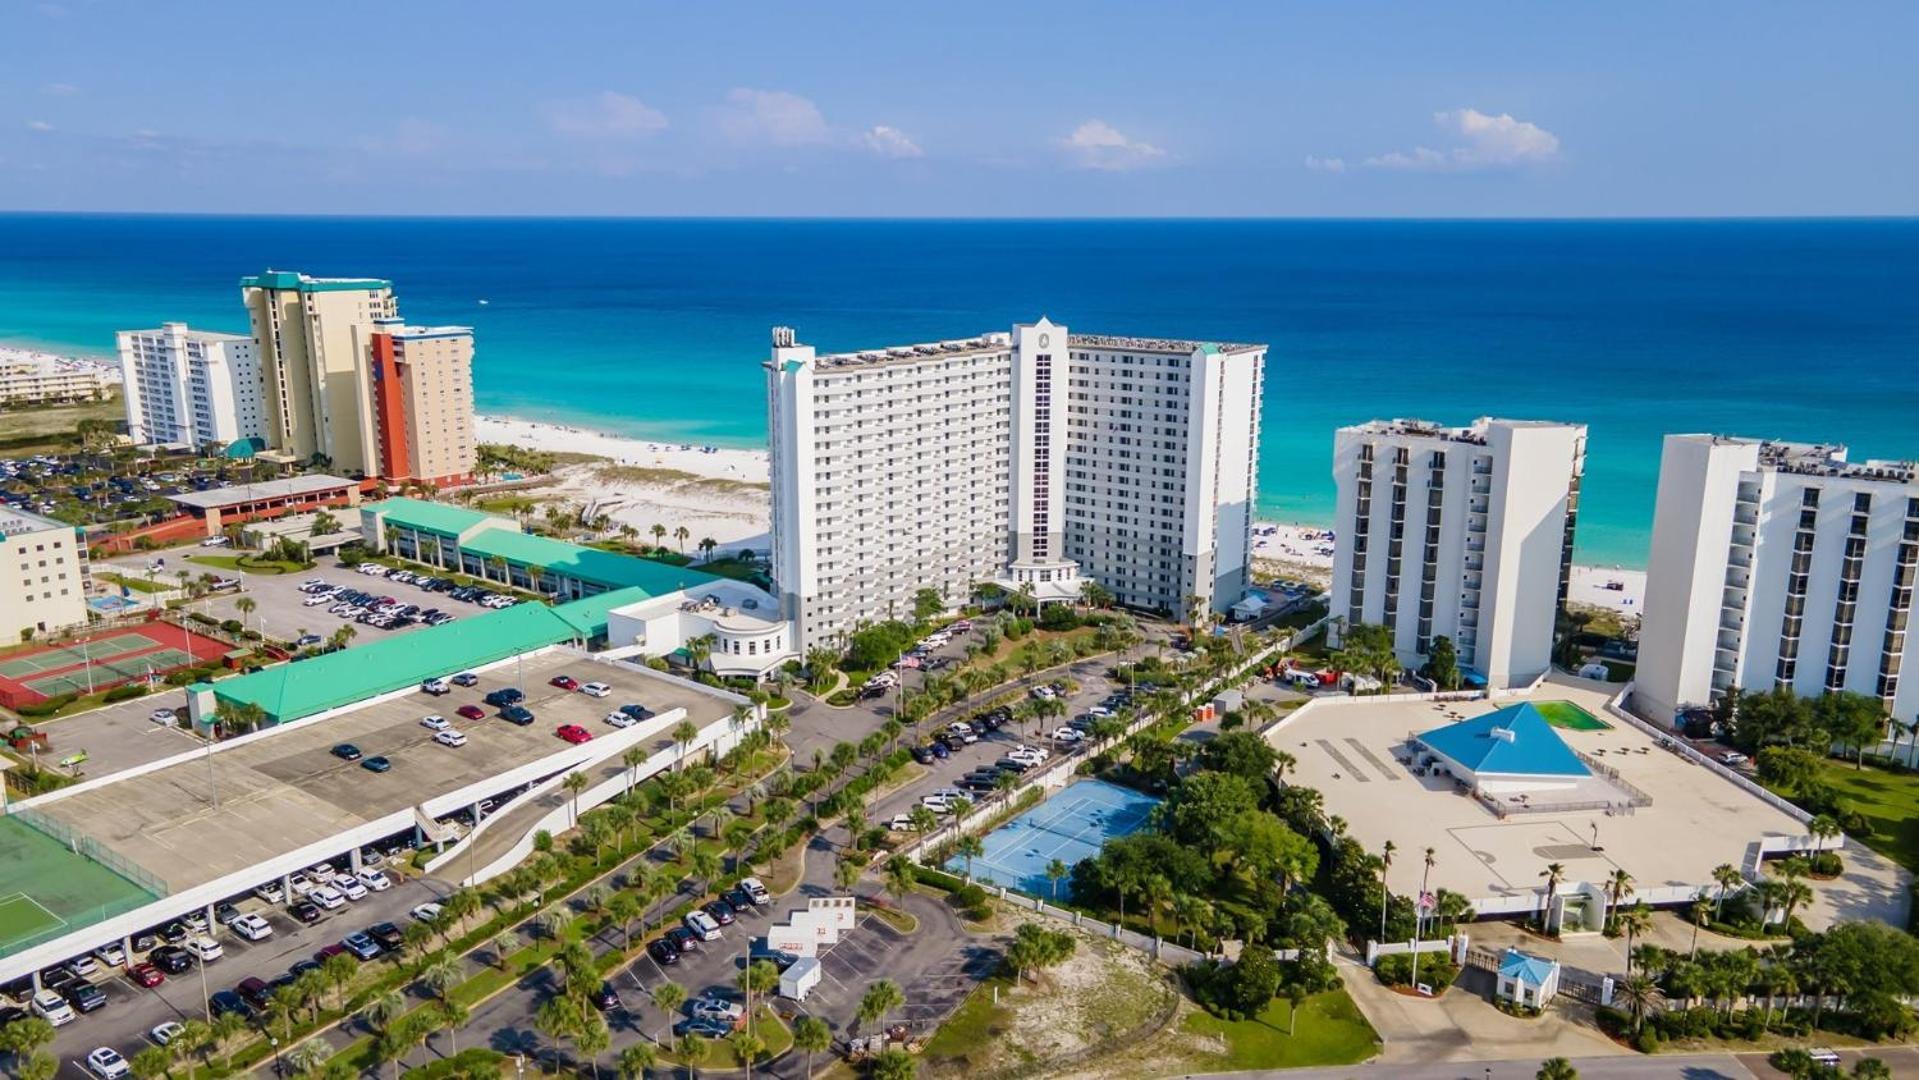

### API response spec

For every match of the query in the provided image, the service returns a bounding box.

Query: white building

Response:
[765,319,1264,650]
[1329,418,1585,688]
[115,323,265,450]
[604,578,794,679]
[0,348,114,405]
[1634,435,1918,728]
[0,507,89,641]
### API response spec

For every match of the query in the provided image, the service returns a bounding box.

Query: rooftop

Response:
[460,529,723,595]
[123,323,254,343]
[1499,948,1559,985]
[240,269,392,293]
[1416,703,1591,778]
[1067,333,1262,354]
[167,474,357,510]
[790,325,1265,372]
[365,496,496,537]
[1344,416,1585,446]
[371,319,474,340]
[0,506,74,537]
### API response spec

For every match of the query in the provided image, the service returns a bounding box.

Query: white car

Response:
[94,943,127,967]
[67,954,99,976]
[253,881,286,904]
[31,990,74,1025]
[309,861,335,878]
[434,729,468,748]
[410,902,444,923]
[309,885,346,910]
[919,795,954,814]
[580,681,611,698]
[421,677,450,695]
[184,935,223,961]
[332,874,368,901]
[355,868,392,892]
[231,913,273,941]
[303,594,332,607]
[150,1021,185,1046]
[1051,727,1086,743]
[603,710,636,729]
[86,1048,130,1080]
[887,814,915,832]
[682,910,722,941]
[148,708,178,725]
[419,714,450,731]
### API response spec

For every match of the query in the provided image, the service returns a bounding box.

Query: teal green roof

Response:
[205,599,594,723]
[462,530,721,595]
[366,497,496,537]
[240,270,391,293]
[549,586,653,637]
[1416,703,1591,778]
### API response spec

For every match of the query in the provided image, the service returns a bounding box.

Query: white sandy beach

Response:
[475,413,1648,615]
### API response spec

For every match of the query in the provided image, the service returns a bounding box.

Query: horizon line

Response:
[2,210,1917,224]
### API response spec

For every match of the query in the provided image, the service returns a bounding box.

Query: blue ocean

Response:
[1,215,1914,568]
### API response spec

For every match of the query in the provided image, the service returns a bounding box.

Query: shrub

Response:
[1372,952,1460,993]
[17,693,78,717]
[950,883,992,921]
[220,619,243,635]
[1633,1028,1660,1054]
[103,683,149,703]
[1808,851,1843,876]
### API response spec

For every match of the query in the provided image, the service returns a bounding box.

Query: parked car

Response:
[434,729,468,748]
[331,743,362,761]
[367,922,405,951]
[591,981,621,1011]
[604,710,636,728]
[253,881,286,903]
[360,756,392,773]
[208,989,250,1020]
[663,926,699,954]
[85,1048,130,1080]
[64,981,107,1013]
[231,914,273,941]
[184,936,223,962]
[549,675,580,691]
[341,932,382,961]
[410,902,444,923]
[618,703,652,722]
[483,688,524,708]
[500,705,535,725]
[355,868,392,891]
[149,1020,184,1045]
[419,714,450,731]
[556,723,593,744]
[129,962,165,988]
[29,989,73,1025]
[674,1016,733,1038]
[420,678,450,695]
[148,946,192,974]
[332,874,368,900]
[646,939,680,966]
[702,900,736,926]
[288,901,323,925]
[689,994,744,1024]
[738,877,772,905]
[682,910,722,941]
[456,704,486,720]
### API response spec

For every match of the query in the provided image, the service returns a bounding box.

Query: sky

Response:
[2,1,1915,217]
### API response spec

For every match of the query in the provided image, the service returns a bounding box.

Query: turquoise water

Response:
[2,215,1915,568]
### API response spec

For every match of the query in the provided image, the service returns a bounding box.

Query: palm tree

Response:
[1615,973,1662,1034]
[1807,813,1841,853]
[1536,1057,1579,1080]
[1712,863,1743,920]
[856,980,905,1032]
[1604,867,1634,930]
[884,855,917,907]
[1045,858,1069,900]
[617,1043,656,1080]
[1615,904,1653,972]
[1378,840,1396,943]
[562,770,590,827]
[1538,862,1567,934]
[234,595,257,633]
[673,525,691,553]
[649,523,667,549]
[697,537,718,563]
[793,1015,833,1079]
[435,998,471,1055]
[1688,896,1712,958]
[955,834,984,880]
[672,719,699,767]
[649,981,687,1044]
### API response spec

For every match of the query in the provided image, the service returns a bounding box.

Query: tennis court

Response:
[946,779,1160,896]
[0,622,225,706]
[0,816,160,958]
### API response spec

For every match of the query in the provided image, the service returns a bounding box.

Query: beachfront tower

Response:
[765,321,1266,651]
[115,323,265,450]
[1634,435,1919,731]
[366,320,478,488]
[1329,418,1586,689]
[239,269,397,475]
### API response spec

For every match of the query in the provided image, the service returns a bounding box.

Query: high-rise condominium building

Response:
[1329,418,1586,688]
[1634,435,1918,728]
[765,318,1265,650]
[367,320,478,487]
[0,507,88,642]
[240,269,397,475]
[115,323,265,450]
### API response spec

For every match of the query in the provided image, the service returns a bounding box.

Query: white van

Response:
[31,989,75,1025]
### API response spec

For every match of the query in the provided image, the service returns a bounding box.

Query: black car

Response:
[663,926,699,954]
[702,900,736,926]
[911,745,935,765]
[288,959,322,980]
[367,922,405,951]
[209,989,252,1020]
[995,757,1032,773]
[483,687,524,708]
[149,946,192,974]
[618,703,652,721]
[592,981,621,1011]
[937,733,966,751]
[361,756,392,773]
[976,713,1004,732]
[289,900,323,924]
[748,943,798,971]
[0,1006,24,1030]
[646,939,680,966]
[724,885,757,910]
[64,981,107,1013]
[331,743,362,761]
[40,967,77,993]
[161,921,192,944]
[499,705,535,726]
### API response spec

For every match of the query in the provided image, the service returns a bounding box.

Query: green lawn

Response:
[1801,758,1919,873]
[1177,990,1380,1070]
[187,553,312,575]
[95,571,169,594]
[920,976,1012,1070]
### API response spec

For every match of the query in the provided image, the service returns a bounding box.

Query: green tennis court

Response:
[1532,700,1612,731]
[0,817,159,957]
[0,633,160,677]
[21,647,197,697]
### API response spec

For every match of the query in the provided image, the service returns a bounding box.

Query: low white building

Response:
[0,348,114,405]
[604,579,794,679]
[0,507,89,642]
[1496,948,1562,1009]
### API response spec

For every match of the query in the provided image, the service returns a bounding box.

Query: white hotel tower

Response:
[1329,418,1586,688]
[765,320,1265,650]
[1634,435,1919,728]
[116,323,266,450]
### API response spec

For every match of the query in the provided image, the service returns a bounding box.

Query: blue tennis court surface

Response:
[946,779,1160,896]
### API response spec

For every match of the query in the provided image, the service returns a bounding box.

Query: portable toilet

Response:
[780,956,822,1002]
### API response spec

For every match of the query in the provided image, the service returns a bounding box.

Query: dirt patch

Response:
[925,911,1176,1078]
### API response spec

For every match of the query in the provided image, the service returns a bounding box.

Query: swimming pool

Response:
[945,779,1160,896]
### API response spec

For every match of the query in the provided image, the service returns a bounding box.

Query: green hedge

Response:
[1373,953,1460,994]
[16,693,78,717]
[103,682,149,702]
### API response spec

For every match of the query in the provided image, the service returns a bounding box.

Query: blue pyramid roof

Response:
[1499,948,1558,985]
[1416,703,1591,778]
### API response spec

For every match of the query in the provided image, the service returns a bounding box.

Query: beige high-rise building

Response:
[367,320,478,487]
[239,270,397,475]
[0,507,89,642]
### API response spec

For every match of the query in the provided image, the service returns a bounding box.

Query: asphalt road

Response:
[1208,1046,1919,1079]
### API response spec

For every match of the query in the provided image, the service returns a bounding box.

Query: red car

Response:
[129,962,165,988]
[550,675,580,691]
[455,704,486,721]
[555,724,593,744]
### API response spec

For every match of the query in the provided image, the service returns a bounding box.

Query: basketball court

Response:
[0,622,226,704]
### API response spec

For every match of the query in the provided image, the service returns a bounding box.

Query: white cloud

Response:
[40,82,78,96]
[1304,155,1347,174]
[1058,120,1165,171]
[1358,107,1561,172]
[547,91,668,140]
[26,120,54,132]
[862,125,923,159]
[716,88,829,146]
